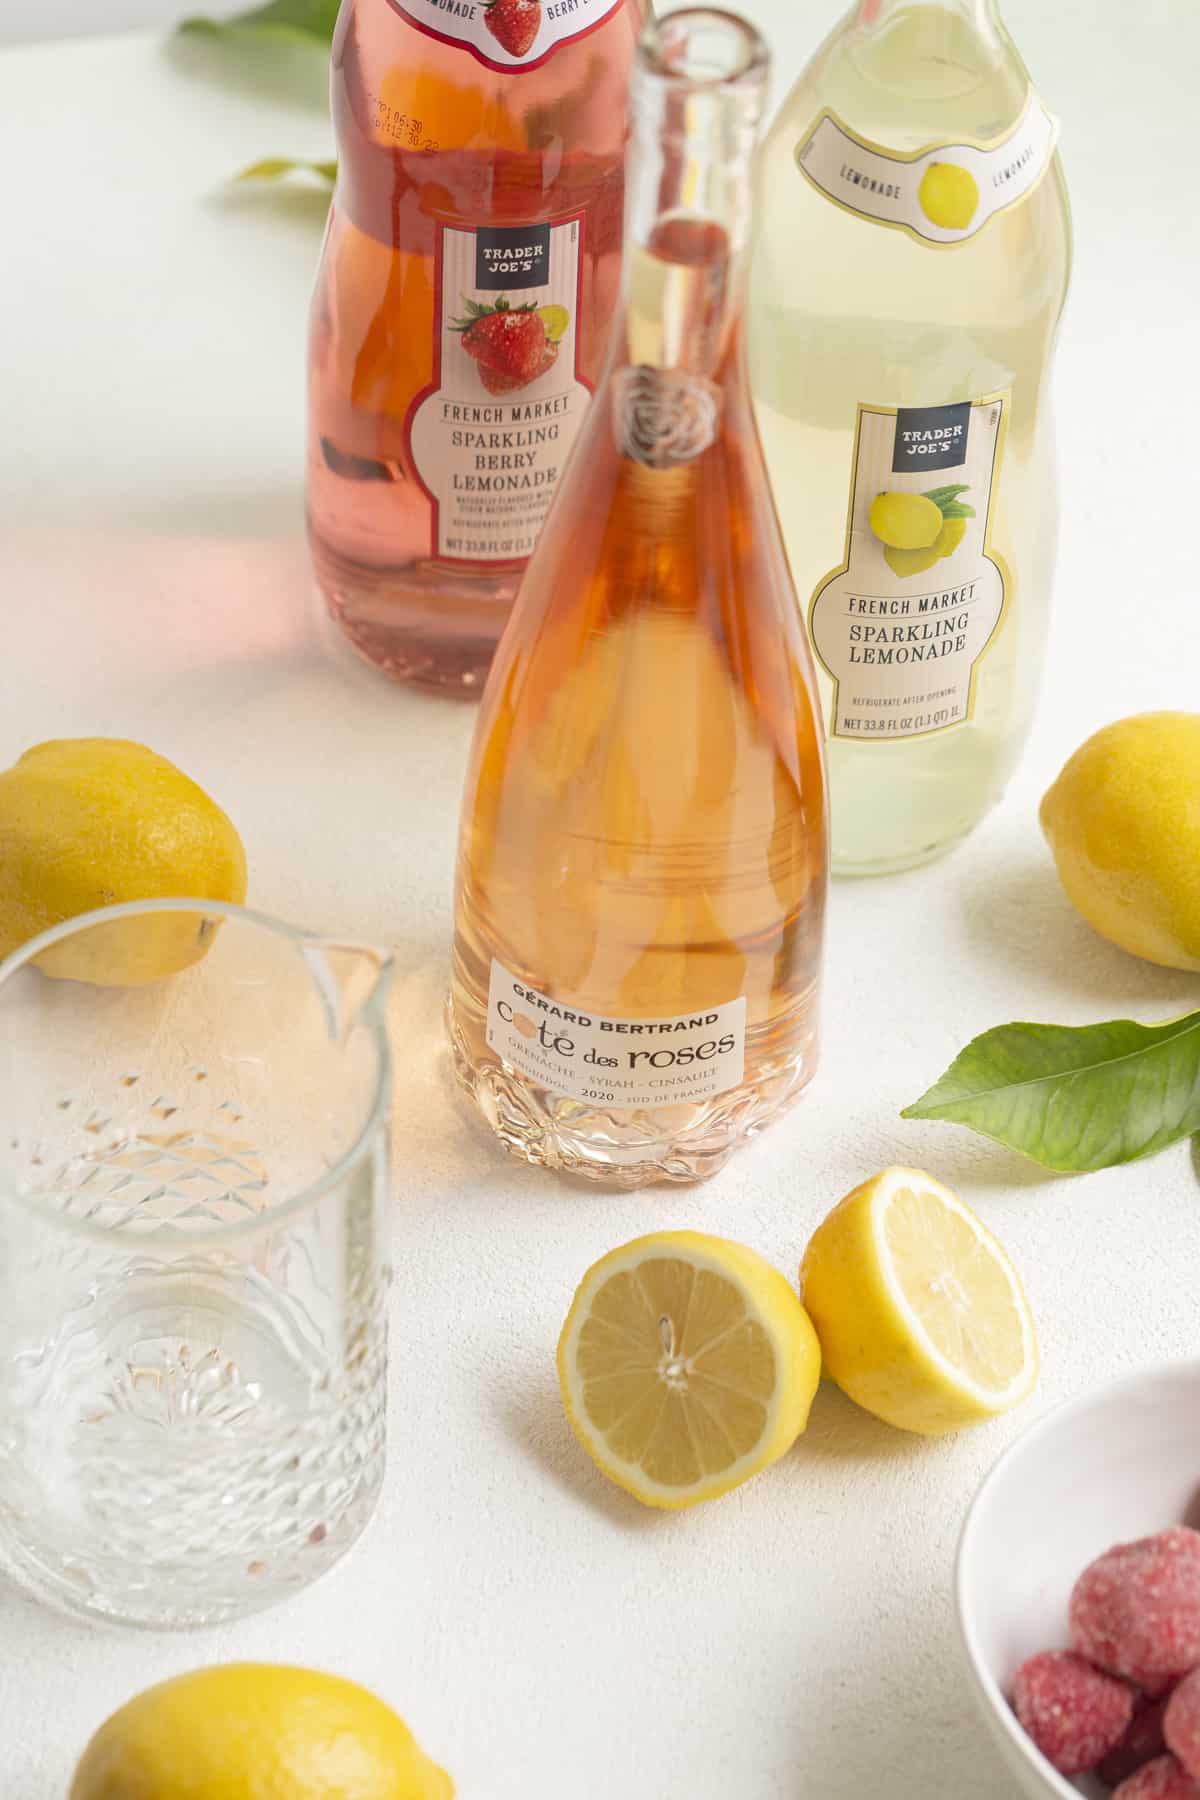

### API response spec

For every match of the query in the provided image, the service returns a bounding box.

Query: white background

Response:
[0,0,243,42]
[1,2,1199,1798]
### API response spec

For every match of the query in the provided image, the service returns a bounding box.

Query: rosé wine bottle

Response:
[308,0,646,693]
[448,10,829,1186]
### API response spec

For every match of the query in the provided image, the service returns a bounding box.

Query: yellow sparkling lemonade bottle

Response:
[750,0,1071,873]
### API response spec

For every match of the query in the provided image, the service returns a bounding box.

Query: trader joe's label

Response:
[406,216,590,565]
[486,961,747,1110]
[809,392,1010,741]
[387,0,622,71]
[796,91,1058,245]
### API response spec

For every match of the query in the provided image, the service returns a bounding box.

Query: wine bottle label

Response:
[486,961,747,1110]
[795,91,1058,246]
[809,392,1011,742]
[386,0,622,73]
[406,215,591,566]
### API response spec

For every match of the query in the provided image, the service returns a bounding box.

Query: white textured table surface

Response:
[2,8,1199,1796]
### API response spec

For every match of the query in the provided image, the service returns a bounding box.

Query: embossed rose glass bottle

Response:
[307,0,645,693]
[448,8,828,1187]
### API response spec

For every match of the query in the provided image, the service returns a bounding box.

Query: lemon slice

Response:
[557,1231,821,1509]
[800,1167,1037,1436]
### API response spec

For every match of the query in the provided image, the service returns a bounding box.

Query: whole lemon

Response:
[0,738,247,985]
[918,161,980,230]
[869,490,944,550]
[1039,712,1200,971]
[70,1663,454,1800]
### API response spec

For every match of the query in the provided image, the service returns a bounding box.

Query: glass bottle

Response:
[448,8,828,1188]
[750,0,1072,874]
[307,0,646,695]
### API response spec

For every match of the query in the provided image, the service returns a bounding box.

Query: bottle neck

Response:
[616,11,768,380]
[856,0,998,24]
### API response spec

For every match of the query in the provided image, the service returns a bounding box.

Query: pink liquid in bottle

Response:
[307,0,646,693]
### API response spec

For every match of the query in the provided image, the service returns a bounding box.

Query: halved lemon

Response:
[800,1167,1037,1436]
[557,1231,821,1510]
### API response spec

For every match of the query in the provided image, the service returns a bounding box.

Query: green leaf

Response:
[922,482,974,522]
[236,155,337,185]
[901,1009,1200,1173]
[180,0,340,43]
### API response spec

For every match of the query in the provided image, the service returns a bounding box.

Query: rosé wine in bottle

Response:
[307,0,646,694]
[448,9,829,1187]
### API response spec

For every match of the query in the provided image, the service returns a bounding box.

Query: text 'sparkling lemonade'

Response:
[750,0,1071,874]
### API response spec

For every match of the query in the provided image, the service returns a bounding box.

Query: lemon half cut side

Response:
[801,1167,1038,1436]
[558,1230,822,1510]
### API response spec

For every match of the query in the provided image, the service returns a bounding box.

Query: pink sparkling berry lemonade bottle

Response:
[307,0,646,693]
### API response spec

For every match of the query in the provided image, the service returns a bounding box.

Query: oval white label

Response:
[796,91,1059,246]
[386,0,623,72]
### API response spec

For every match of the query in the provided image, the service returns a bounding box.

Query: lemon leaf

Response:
[237,156,337,185]
[902,1010,1200,1172]
[922,483,974,521]
[180,0,340,43]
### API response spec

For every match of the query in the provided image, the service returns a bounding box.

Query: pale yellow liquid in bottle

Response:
[750,4,1071,873]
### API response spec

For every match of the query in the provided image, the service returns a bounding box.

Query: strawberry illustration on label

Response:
[483,0,541,58]
[452,294,562,396]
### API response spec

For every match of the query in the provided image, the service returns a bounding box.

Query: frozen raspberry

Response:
[1099,1692,1173,1787]
[1011,1650,1134,1774]
[1071,1528,1200,1689]
[1166,1670,1200,1781]
[1113,1754,1200,1799]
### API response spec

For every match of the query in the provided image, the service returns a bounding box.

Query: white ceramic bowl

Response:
[956,1359,1200,1800]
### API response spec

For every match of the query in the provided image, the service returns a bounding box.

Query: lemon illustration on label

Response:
[918,161,980,231]
[537,304,570,342]
[874,484,976,576]
[869,491,942,550]
[884,543,940,578]
[934,515,967,559]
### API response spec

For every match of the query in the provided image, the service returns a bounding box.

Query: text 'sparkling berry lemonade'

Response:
[307,0,645,693]
[750,0,1072,873]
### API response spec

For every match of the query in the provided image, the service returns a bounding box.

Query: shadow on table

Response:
[0,1580,86,1643]
[164,26,329,113]
[113,485,306,542]
[778,1624,1011,1800]
[206,179,332,233]
[889,1130,1067,1200]
[961,853,1197,1014]
[498,1373,667,1533]
[794,1381,945,1470]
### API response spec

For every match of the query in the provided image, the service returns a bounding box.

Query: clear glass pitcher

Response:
[0,901,393,1629]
